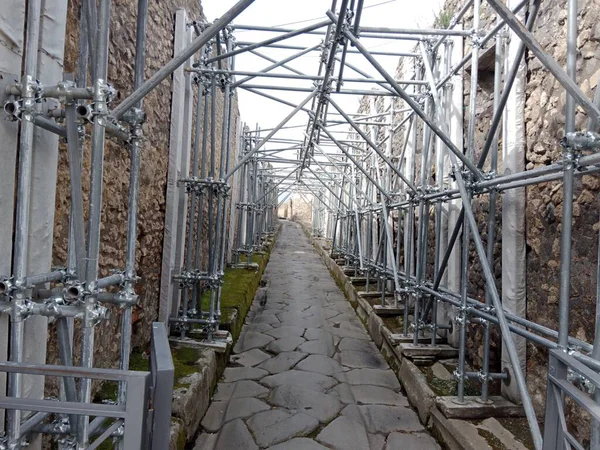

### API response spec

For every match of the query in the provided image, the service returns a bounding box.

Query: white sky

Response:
[201,0,444,199]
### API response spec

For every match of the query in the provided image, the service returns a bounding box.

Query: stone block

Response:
[400,343,457,359]
[399,358,437,423]
[373,305,405,316]
[367,312,384,348]
[171,348,218,441]
[436,396,525,420]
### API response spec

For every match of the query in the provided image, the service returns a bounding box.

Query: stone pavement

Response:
[195,221,440,450]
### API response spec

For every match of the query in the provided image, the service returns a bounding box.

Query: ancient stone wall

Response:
[48,0,239,374]
[357,0,600,435]
[285,194,313,229]
[444,0,600,422]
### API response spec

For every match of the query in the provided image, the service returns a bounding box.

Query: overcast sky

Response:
[201,0,444,200]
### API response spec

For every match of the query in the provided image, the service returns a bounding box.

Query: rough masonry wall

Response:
[522,0,600,418]
[48,0,239,376]
[358,0,600,430]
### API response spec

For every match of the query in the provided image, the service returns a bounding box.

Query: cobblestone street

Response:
[196,221,439,449]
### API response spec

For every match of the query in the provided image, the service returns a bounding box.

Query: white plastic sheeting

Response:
[0,1,68,443]
[0,0,26,432]
[159,9,194,322]
[444,31,464,346]
[501,0,528,403]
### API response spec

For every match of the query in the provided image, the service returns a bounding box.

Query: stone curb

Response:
[301,224,530,450]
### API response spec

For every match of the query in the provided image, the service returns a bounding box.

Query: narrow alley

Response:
[195,221,440,449]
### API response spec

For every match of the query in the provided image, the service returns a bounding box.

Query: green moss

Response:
[197,234,277,343]
[96,439,115,450]
[496,418,536,450]
[129,351,149,372]
[95,381,118,403]
[172,346,202,388]
[172,417,186,450]
[420,365,481,397]
[478,428,508,450]
[434,8,453,28]
[381,315,404,334]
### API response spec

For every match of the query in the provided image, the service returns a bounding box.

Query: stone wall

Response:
[443,0,600,423]
[356,0,600,439]
[48,0,239,375]
[283,194,313,228]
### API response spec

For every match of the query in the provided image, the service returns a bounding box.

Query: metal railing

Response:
[0,323,173,450]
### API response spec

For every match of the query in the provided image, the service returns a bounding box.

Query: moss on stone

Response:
[171,346,203,388]
[95,381,118,403]
[477,428,508,450]
[172,417,186,450]
[198,231,278,343]
[420,365,481,397]
[496,418,536,450]
[129,351,149,372]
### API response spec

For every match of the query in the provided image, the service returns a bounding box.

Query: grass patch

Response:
[195,232,277,342]
[420,365,480,397]
[478,428,508,450]
[497,418,536,450]
[129,351,149,371]
[172,346,203,389]
[381,315,405,334]
[434,6,454,28]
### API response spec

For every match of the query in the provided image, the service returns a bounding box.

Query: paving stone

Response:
[280,317,326,328]
[247,409,319,447]
[252,313,281,325]
[385,432,441,449]
[222,366,268,383]
[327,383,355,404]
[321,308,342,319]
[242,323,274,333]
[304,328,339,344]
[327,302,354,313]
[269,384,342,422]
[194,419,258,450]
[339,368,401,390]
[316,416,370,450]
[276,311,309,322]
[337,350,389,369]
[199,222,439,448]
[296,354,345,376]
[341,404,425,434]
[261,302,287,311]
[265,335,306,353]
[264,325,306,339]
[304,305,328,316]
[233,332,274,353]
[213,380,269,401]
[298,339,336,357]
[201,398,270,432]
[340,321,368,333]
[230,349,271,367]
[258,351,308,374]
[267,438,329,450]
[261,370,338,392]
[328,383,409,407]
[369,433,386,450]
[330,326,371,340]
[329,313,361,325]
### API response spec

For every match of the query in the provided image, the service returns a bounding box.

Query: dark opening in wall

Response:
[465,45,496,93]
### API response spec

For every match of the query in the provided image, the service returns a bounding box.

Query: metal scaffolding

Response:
[2,0,600,448]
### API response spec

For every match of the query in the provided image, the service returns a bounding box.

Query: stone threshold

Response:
[304,226,532,450]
